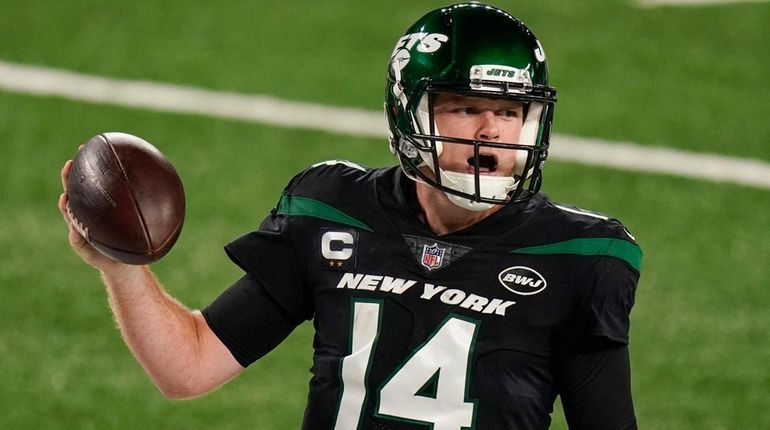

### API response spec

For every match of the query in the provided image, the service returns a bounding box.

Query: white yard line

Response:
[550,135,770,189]
[637,0,769,7]
[1,59,768,189]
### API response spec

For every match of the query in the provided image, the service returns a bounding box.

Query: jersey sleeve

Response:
[212,161,369,337]
[584,255,639,346]
[202,274,303,367]
[553,251,641,428]
[223,207,314,322]
[202,167,319,366]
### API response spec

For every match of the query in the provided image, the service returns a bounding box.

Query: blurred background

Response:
[0,0,768,428]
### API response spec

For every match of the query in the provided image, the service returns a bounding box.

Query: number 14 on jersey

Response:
[333,299,479,429]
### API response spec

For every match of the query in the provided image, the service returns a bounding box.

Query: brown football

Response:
[66,132,185,265]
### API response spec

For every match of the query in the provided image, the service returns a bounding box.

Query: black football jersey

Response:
[204,162,641,430]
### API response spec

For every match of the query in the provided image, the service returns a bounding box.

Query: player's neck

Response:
[415,182,502,236]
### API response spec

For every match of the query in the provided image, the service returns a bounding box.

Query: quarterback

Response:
[59,3,641,429]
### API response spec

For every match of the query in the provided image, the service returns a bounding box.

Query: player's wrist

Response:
[99,263,150,286]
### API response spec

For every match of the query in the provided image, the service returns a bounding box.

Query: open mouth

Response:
[467,154,498,175]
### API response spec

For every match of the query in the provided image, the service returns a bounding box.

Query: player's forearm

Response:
[100,265,204,398]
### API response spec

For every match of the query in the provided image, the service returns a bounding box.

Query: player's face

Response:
[432,93,524,176]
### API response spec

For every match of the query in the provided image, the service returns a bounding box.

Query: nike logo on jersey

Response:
[336,272,516,317]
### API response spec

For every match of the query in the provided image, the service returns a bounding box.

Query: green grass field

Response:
[1,1,768,428]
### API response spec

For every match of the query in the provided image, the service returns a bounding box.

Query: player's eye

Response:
[454,106,478,115]
[498,109,521,118]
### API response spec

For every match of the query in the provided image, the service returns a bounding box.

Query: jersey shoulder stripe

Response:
[276,194,373,232]
[510,238,642,272]
[274,161,391,232]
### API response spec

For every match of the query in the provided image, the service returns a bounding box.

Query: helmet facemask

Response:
[389,83,552,211]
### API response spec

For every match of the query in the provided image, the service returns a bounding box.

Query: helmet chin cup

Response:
[447,193,495,211]
[441,170,516,212]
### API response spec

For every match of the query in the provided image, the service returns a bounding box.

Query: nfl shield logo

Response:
[421,243,446,270]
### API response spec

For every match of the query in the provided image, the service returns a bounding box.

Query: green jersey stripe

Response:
[511,238,642,271]
[277,195,374,232]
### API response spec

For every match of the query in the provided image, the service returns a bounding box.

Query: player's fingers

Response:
[58,192,69,221]
[59,192,90,249]
[58,193,80,242]
[59,192,77,235]
[58,192,76,227]
[61,159,73,192]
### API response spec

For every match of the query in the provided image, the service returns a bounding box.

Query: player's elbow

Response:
[156,383,208,400]
[156,386,184,400]
[155,377,212,400]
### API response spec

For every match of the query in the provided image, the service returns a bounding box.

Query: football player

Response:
[59,3,641,429]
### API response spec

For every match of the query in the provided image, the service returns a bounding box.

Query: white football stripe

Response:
[1,59,768,190]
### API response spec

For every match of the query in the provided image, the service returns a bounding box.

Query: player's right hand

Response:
[58,159,135,276]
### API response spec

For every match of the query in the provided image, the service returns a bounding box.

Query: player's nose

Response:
[476,111,501,142]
